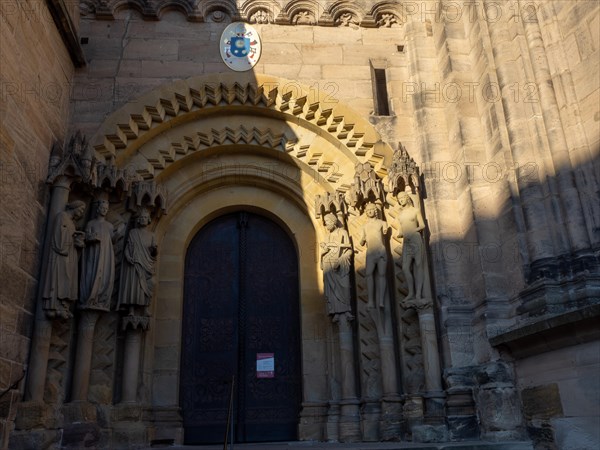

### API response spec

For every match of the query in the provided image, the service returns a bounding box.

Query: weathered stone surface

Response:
[447,416,480,441]
[474,361,513,386]
[521,384,563,420]
[3,0,600,448]
[8,429,62,450]
[14,402,58,430]
[62,422,102,448]
[551,417,600,450]
[111,422,146,449]
[62,402,97,424]
[526,420,558,450]
[477,387,524,439]
[112,403,143,422]
[412,424,449,443]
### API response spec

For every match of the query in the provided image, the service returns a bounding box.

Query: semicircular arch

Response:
[91,73,395,191]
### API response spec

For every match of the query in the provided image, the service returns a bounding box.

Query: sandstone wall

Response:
[70,9,410,141]
[0,1,76,447]
[64,1,599,447]
[516,340,600,449]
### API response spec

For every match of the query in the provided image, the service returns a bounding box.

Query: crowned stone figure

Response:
[80,197,118,311]
[320,213,354,322]
[42,201,86,319]
[118,208,158,316]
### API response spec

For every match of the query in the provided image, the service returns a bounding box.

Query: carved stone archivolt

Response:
[80,0,406,28]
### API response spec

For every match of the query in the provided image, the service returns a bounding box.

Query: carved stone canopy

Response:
[387,145,420,196]
[47,131,95,185]
[346,162,385,212]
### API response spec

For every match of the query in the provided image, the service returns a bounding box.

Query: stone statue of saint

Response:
[42,201,86,319]
[396,192,426,301]
[320,213,353,322]
[118,208,158,316]
[80,198,119,311]
[360,203,389,308]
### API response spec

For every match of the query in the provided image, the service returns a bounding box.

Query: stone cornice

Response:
[490,304,600,358]
[47,0,86,67]
[80,0,406,28]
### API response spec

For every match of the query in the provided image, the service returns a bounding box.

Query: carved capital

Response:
[122,315,150,331]
[401,297,433,311]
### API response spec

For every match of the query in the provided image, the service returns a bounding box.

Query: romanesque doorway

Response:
[180,211,302,444]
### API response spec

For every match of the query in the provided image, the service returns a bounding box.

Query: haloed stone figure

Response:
[80,199,117,311]
[42,201,86,319]
[360,203,389,309]
[320,213,353,321]
[396,192,425,301]
[118,208,158,316]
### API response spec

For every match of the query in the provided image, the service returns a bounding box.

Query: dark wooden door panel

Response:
[240,214,301,442]
[181,215,240,443]
[181,212,301,444]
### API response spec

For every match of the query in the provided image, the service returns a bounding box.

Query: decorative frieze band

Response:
[80,0,406,28]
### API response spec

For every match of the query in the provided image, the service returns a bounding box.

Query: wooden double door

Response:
[181,212,301,444]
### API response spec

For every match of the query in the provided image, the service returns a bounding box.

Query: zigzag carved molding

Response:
[146,126,295,171]
[96,81,385,173]
[81,0,406,28]
[143,124,346,184]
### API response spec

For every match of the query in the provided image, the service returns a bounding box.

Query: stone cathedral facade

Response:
[0,1,598,449]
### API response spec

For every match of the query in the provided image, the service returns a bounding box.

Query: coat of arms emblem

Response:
[220,23,262,71]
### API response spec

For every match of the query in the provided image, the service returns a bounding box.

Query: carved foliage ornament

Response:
[250,8,272,24]
[376,12,401,27]
[293,10,315,25]
[336,12,359,27]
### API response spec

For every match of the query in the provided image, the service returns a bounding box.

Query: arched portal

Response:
[85,73,411,443]
[181,210,301,444]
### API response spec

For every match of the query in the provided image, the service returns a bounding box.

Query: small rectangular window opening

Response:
[374,68,390,116]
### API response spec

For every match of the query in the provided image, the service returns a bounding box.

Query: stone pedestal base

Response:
[412,424,449,443]
[14,402,60,430]
[113,403,143,422]
[380,396,402,440]
[62,401,97,423]
[446,388,478,440]
[8,430,62,450]
[360,400,381,441]
[325,402,340,441]
[339,399,361,442]
[148,406,183,445]
[402,395,424,438]
[298,402,327,441]
[111,422,146,449]
[423,390,446,424]
[62,422,107,449]
[475,362,525,441]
